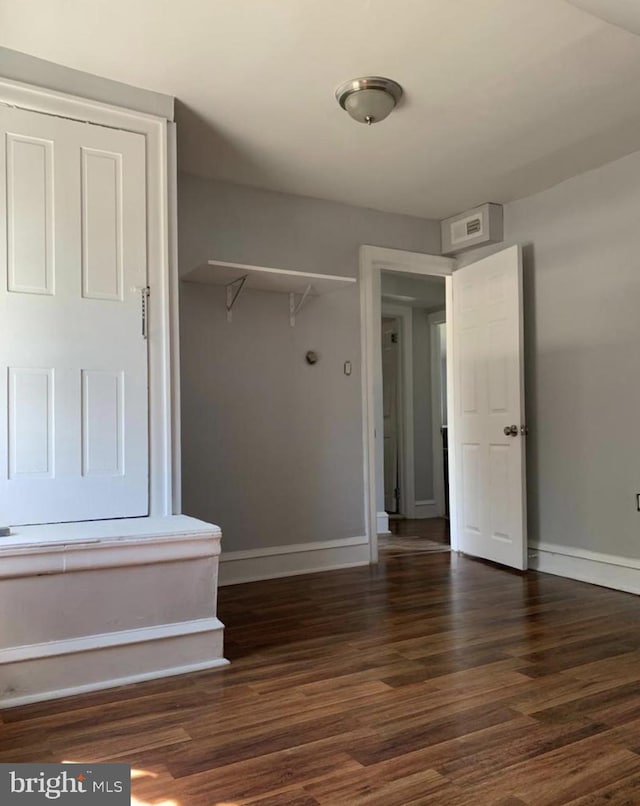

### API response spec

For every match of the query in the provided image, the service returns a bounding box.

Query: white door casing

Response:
[0,104,149,525]
[428,310,447,518]
[452,245,527,570]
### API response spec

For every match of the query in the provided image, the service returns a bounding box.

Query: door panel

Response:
[453,245,526,570]
[81,148,124,301]
[6,133,54,295]
[0,105,148,525]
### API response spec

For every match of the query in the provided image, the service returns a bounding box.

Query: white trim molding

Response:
[360,245,455,563]
[219,536,369,586]
[0,617,224,665]
[428,309,447,519]
[0,619,227,709]
[530,540,640,595]
[445,278,459,552]
[377,512,391,535]
[414,499,439,519]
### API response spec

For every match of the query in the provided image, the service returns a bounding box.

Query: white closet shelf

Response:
[182,260,356,325]
[182,260,356,294]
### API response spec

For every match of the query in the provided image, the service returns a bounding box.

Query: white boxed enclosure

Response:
[0,517,226,708]
[0,63,225,706]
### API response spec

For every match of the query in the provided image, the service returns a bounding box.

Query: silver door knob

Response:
[504,425,518,437]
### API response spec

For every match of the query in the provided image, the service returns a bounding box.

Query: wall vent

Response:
[441,203,503,255]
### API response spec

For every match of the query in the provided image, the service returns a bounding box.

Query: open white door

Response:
[452,245,527,570]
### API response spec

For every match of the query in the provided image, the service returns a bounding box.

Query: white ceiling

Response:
[566,1,640,35]
[3,0,640,219]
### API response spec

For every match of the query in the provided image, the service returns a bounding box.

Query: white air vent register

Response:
[441,203,503,255]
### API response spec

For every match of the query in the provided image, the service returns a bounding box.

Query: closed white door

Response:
[452,245,527,569]
[0,105,148,525]
[382,318,400,514]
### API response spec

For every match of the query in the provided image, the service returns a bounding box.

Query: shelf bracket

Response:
[289,284,313,327]
[226,275,248,322]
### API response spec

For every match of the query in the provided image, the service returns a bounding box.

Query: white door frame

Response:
[360,245,455,562]
[381,304,414,520]
[428,309,447,518]
[0,76,178,518]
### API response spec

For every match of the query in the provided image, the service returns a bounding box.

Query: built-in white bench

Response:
[0,516,226,708]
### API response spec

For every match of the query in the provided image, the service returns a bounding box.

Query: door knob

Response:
[504,425,518,437]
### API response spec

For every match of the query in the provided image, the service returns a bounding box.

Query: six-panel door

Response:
[0,105,148,525]
[452,245,527,570]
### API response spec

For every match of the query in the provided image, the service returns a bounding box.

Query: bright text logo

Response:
[1,764,130,805]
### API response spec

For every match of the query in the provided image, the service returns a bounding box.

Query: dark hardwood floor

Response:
[382,517,451,553]
[3,550,640,804]
[389,517,450,544]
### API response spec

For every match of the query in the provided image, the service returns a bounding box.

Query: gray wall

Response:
[178,174,440,551]
[0,46,173,119]
[463,149,640,559]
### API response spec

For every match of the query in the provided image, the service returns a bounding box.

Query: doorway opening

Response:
[379,270,450,555]
[360,246,454,563]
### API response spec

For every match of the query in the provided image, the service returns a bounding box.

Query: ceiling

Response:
[566,1,640,35]
[3,0,640,219]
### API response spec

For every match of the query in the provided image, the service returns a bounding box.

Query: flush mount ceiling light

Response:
[335,76,403,125]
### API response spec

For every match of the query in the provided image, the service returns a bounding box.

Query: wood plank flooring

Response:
[381,517,451,554]
[389,517,450,544]
[3,547,640,804]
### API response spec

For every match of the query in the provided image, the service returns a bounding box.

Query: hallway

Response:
[379,517,450,554]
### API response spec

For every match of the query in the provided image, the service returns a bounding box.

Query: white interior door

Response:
[382,318,400,514]
[452,245,526,569]
[0,104,148,525]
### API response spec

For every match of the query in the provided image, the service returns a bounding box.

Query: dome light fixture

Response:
[335,76,403,125]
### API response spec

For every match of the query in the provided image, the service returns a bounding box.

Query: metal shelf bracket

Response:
[226,275,248,322]
[289,284,313,327]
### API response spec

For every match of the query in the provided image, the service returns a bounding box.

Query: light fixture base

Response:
[335,76,403,125]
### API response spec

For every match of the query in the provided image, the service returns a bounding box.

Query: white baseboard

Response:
[0,618,227,709]
[530,541,640,596]
[377,512,390,535]
[413,499,439,519]
[219,536,370,586]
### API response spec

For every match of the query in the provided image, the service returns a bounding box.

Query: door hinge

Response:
[140,286,150,339]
